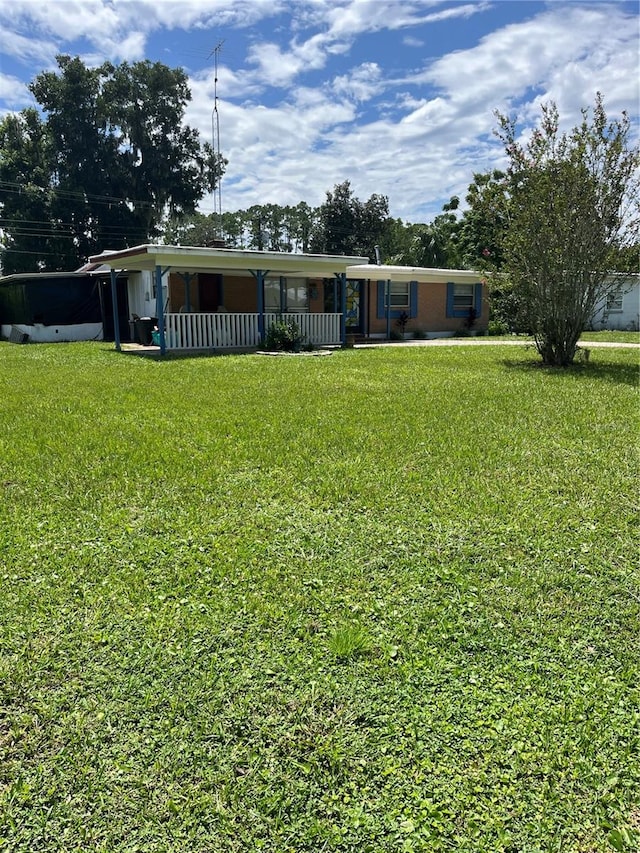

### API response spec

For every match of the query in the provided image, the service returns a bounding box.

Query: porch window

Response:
[265,277,309,313]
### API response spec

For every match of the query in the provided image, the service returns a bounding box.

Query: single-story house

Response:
[88,244,489,353]
[0,268,129,343]
[590,274,639,332]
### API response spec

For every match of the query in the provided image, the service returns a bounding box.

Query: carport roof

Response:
[89,244,370,277]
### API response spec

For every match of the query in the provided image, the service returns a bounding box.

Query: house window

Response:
[265,277,309,313]
[377,281,418,319]
[453,284,474,311]
[446,282,483,318]
[606,288,623,312]
[384,282,410,309]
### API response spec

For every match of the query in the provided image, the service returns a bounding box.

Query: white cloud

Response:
[0,0,637,226]
[332,63,383,102]
[0,72,32,112]
[0,24,59,65]
[421,4,639,123]
[323,0,486,38]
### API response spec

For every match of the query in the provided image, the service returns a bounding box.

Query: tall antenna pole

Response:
[210,40,224,237]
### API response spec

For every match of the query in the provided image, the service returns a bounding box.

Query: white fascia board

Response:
[346,264,481,283]
[90,244,369,277]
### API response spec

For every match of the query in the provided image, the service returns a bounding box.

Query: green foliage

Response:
[458,170,509,270]
[165,201,318,253]
[496,93,639,366]
[263,317,304,351]
[390,197,463,268]
[0,342,638,850]
[310,180,391,260]
[487,318,511,336]
[0,55,225,273]
[0,109,55,273]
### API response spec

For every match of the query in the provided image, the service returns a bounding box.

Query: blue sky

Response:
[0,0,638,223]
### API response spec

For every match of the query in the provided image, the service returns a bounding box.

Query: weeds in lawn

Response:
[327,625,371,660]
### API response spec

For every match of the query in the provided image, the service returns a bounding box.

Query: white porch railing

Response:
[164,312,341,349]
[265,313,341,346]
[165,313,259,349]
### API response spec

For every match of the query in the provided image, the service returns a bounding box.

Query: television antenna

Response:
[210,40,224,235]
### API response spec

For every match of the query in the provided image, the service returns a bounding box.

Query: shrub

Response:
[488,319,510,336]
[264,318,304,352]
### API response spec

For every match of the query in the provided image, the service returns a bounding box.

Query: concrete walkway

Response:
[354,338,640,349]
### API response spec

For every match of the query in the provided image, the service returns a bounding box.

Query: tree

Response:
[389,197,462,268]
[0,55,224,273]
[311,180,390,260]
[458,171,509,270]
[496,94,639,365]
[0,109,56,273]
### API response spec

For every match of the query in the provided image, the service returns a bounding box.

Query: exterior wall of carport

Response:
[366,280,489,336]
[167,272,328,313]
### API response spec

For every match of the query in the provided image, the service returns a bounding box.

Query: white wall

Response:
[1,323,103,342]
[127,269,169,319]
[591,276,640,331]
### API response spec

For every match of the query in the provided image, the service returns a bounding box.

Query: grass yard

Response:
[579,331,640,345]
[0,341,638,852]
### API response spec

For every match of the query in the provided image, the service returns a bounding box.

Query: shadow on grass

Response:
[105,346,241,363]
[501,356,639,388]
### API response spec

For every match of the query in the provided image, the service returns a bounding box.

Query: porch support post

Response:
[110,267,121,352]
[155,265,170,356]
[250,269,269,344]
[336,272,347,346]
[386,279,391,340]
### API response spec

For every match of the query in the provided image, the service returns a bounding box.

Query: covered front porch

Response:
[89,244,370,354]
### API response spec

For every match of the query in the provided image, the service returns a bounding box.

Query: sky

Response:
[0,0,638,224]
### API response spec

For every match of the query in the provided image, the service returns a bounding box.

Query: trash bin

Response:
[135,317,157,346]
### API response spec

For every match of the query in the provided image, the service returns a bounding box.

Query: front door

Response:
[199,273,222,312]
[345,279,363,334]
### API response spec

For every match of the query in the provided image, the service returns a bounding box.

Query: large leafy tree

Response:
[310,180,391,260]
[496,94,639,365]
[458,171,509,270]
[0,55,224,273]
[0,109,57,272]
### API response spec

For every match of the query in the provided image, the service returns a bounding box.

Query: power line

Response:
[0,179,163,210]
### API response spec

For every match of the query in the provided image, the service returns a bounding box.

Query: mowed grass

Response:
[0,342,638,852]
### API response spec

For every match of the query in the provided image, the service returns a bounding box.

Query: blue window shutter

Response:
[446,282,455,317]
[376,281,386,318]
[474,282,483,318]
[409,281,418,318]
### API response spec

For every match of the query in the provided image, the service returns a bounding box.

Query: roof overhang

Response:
[346,264,481,283]
[89,244,370,277]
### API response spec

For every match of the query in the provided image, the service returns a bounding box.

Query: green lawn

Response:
[1,342,638,852]
[579,331,640,344]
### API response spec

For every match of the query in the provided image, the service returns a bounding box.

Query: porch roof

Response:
[346,264,481,283]
[89,244,370,277]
